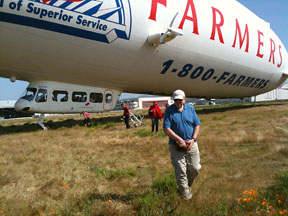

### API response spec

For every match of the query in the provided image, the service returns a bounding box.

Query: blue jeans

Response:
[151,118,159,132]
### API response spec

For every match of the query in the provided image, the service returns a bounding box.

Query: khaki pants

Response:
[169,142,201,194]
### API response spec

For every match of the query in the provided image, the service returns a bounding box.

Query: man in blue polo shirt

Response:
[163,89,201,200]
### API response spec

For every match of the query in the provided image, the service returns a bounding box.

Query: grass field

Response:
[0,101,287,216]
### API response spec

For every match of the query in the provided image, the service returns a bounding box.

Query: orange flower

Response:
[243,190,249,195]
[131,210,136,214]
[269,205,273,209]
[108,200,112,203]
[37,208,41,212]
[279,211,284,215]
[278,200,283,204]
[235,208,239,212]
[0,210,3,214]
[262,201,267,206]
[250,211,254,215]
[50,210,55,215]
[61,181,66,185]
[249,190,254,196]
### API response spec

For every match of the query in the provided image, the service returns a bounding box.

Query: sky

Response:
[0,0,287,101]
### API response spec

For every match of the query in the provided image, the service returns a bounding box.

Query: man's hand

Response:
[176,139,187,150]
[164,128,191,151]
[185,139,195,151]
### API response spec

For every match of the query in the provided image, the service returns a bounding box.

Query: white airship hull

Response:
[0,0,287,101]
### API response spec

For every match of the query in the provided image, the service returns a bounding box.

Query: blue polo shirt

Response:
[163,103,200,144]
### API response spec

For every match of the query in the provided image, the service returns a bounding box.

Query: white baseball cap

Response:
[172,89,185,100]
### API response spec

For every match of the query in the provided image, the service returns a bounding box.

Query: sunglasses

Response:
[174,99,183,102]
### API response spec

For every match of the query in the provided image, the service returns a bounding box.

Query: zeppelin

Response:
[149,0,283,68]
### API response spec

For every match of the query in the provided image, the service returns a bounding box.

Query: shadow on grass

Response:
[0,115,123,135]
[195,101,287,115]
[0,101,286,135]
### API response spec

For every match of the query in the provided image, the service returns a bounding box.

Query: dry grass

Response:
[0,101,287,215]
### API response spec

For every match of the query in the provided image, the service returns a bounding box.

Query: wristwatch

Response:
[192,137,197,142]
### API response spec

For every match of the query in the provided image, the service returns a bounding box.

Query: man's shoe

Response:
[182,188,192,200]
